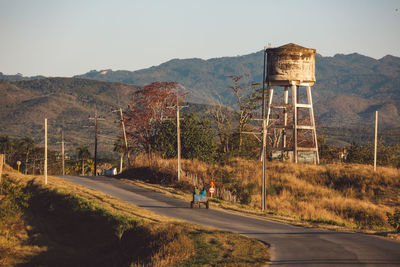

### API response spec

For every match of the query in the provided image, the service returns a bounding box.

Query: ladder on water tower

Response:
[265,84,319,164]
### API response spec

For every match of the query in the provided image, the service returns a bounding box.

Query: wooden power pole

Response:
[44,118,48,185]
[177,86,181,181]
[89,110,104,176]
[94,113,98,176]
[119,107,129,169]
[374,110,378,171]
[61,130,65,175]
[261,49,267,211]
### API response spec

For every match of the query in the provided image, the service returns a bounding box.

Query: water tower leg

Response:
[282,86,289,160]
[306,86,319,164]
[292,84,298,163]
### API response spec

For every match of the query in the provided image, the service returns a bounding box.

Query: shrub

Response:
[153,113,217,163]
[232,183,254,205]
[387,209,400,232]
[0,175,30,222]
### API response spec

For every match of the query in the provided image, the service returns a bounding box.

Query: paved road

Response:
[58,175,400,266]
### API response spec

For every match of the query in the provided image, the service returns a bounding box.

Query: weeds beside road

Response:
[0,166,269,266]
[120,155,400,239]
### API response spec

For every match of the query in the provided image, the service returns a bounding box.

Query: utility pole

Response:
[61,130,65,175]
[44,118,48,185]
[177,86,181,181]
[94,112,98,176]
[242,52,270,212]
[164,86,186,181]
[119,107,129,169]
[374,110,378,171]
[89,109,104,176]
[261,48,267,211]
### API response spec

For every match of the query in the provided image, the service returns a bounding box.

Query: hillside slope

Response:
[0,78,138,156]
[75,51,400,128]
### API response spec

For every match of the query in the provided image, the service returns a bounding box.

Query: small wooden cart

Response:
[190,194,209,209]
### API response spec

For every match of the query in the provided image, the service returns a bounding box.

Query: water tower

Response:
[262,43,319,164]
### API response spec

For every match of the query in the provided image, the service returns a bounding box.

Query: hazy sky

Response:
[0,0,399,77]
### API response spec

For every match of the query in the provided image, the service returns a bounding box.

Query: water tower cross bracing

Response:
[263,43,319,164]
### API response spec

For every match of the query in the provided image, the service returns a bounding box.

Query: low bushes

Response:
[387,209,400,233]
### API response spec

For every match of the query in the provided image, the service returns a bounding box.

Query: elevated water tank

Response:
[266,43,316,86]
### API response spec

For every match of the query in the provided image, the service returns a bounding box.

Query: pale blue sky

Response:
[0,0,399,77]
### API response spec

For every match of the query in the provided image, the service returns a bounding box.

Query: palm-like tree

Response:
[76,145,91,176]
[85,159,95,175]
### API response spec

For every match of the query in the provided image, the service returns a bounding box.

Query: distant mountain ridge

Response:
[74,51,400,128]
[0,72,45,81]
[75,51,264,104]
[1,49,400,149]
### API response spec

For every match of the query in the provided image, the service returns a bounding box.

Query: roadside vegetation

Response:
[0,167,269,266]
[121,154,400,239]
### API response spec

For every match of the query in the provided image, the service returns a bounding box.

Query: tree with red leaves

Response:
[124,81,180,155]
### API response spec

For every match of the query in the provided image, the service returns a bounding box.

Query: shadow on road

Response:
[138,205,189,209]
[270,259,400,265]
[239,231,352,235]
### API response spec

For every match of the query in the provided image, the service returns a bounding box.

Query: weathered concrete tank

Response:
[266,43,316,86]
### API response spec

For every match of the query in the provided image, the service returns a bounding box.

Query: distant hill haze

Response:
[1,51,400,152]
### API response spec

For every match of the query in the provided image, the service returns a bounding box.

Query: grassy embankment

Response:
[120,154,400,238]
[0,165,269,267]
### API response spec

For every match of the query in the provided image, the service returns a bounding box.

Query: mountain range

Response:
[74,52,400,128]
[1,49,400,154]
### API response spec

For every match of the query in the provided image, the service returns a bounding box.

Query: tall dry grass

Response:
[1,165,269,266]
[130,154,400,230]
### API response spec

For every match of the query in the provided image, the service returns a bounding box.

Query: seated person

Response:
[193,187,200,201]
[201,188,207,198]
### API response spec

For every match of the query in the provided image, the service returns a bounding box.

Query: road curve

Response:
[58,175,400,266]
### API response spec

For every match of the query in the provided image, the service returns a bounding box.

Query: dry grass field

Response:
[127,154,400,236]
[0,165,269,266]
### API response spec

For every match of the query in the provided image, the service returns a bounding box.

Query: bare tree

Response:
[227,75,259,154]
[209,93,234,154]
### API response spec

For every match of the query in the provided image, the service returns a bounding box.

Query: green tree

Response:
[0,135,11,155]
[30,147,43,175]
[0,135,12,163]
[20,137,35,174]
[153,113,217,163]
[227,132,260,160]
[76,145,91,176]
[346,139,400,167]
[152,120,177,158]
